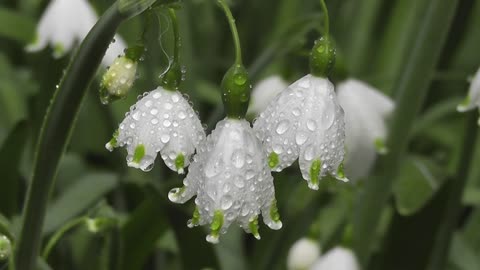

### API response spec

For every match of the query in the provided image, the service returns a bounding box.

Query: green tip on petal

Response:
[336,161,348,182]
[175,154,185,173]
[457,95,471,112]
[188,206,201,228]
[268,152,279,169]
[132,144,145,164]
[270,199,281,223]
[374,138,388,155]
[207,210,224,244]
[249,216,260,239]
[309,159,322,189]
[53,43,65,58]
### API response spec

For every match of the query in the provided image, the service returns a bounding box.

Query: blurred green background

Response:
[1,0,480,269]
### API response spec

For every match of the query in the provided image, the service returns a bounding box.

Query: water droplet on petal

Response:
[161,134,170,143]
[295,132,308,145]
[276,120,290,135]
[307,120,317,131]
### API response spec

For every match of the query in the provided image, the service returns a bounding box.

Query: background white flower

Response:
[169,118,282,243]
[247,75,289,116]
[337,79,394,180]
[310,247,360,270]
[287,238,321,270]
[457,67,480,116]
[106,87,205,173]
[254,74,347,190]
[26,0,126,66]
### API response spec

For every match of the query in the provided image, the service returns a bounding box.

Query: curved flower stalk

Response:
[106,87,205,173]
[287,238,321,270]
[26,0,126,65]
[457,67,480,122]
[311,247,360,270]
[247,75,289,116]
[254,74,347,190]
[337,79,394,180]
[169,118,282,243]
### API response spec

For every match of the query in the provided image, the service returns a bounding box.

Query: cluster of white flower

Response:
[287,238,360,270]
[30,0,397,245]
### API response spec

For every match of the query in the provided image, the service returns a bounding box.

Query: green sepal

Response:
[221,64,252,119]
[133,144,145,164]
[268,152,279,169]
[309,36,336,78]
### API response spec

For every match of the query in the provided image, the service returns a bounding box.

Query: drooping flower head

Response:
[287,238,321,270]
[337,79,394,180]
[247,75,289,116]
[254,74,347,189]
[27,0,125,65]
[106,87,205,173]
[311,247,360,270]
[457,67,480,123]
[169,119,282,243]
[253,2,347,189]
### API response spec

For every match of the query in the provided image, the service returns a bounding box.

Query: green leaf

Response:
[43,173,118,235]
[393,156,448,216]
[448,233,480,270]
[120,191,170,270]
[0,8,35,44]
[0,121,29,217]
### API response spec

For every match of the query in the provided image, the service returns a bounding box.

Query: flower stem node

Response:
[221,64,252,119]
[309,36,336,78]
[0,235,11,261]
[161,62,183,91]
[254,75,347,188]
[107,87,205,173]
[169,119,282,243]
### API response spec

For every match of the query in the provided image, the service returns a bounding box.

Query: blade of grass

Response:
[352,0,460,266]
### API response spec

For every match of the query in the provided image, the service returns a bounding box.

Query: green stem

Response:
[426,111,478,270]
[42,217,87,260]
[217,0,243,65]
[319,0,329,36]
[168,8,180,64]
[351,0,459,266]
[13,4,128,270]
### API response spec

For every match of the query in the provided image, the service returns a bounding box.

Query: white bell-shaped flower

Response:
[168,118,282,243]
[310,247,360,270]
[247,75,289,116]
[254,74,347,190]
[457,67,480,118]
[287,238,321,270]
[26,0,125,66]
[336,79,394,180]
[106,87,205,173]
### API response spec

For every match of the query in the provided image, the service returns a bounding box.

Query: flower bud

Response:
[287,238,321,270]
[99,45,143,104]
[0,235,11,261]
